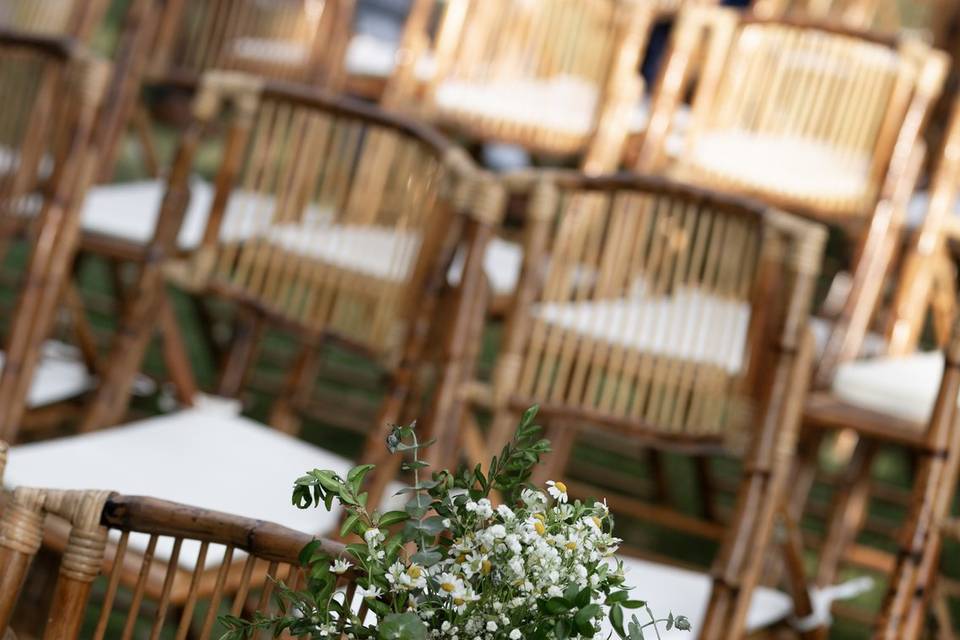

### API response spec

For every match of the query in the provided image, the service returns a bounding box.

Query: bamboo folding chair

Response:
[375,0,656,175]
[797,95,960,632]
[10,0,362,434]
[1,72,496,615]
[0,33,108,442]
[0,485,361,639]
[424,169,829,639]
[637,7,948,388]
[0,0,108,40]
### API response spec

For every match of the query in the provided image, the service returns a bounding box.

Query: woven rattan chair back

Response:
[0,0,108,40]
[480,171,826,454]
[80,72,495,435]
[0,33,107,441]
[150,0,353,89]
[0,489,356,639]
[640,8,946,220]
[184,76,480,361]
[385,0,654,173]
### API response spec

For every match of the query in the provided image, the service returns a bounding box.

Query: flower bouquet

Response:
[220,407,689,639]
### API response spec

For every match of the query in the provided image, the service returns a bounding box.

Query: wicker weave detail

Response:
[0,493,45,555]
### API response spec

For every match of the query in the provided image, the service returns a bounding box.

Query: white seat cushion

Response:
[81,179,215,251]
[0,341,94,409]
[231,37,310,67]
[533,287,751,374]
[689,131,871,207]
[435,76,601,137]
[832,351,944,424]
[4,401,401,568]
[598,556,794,636]
[81,179,335,252]
[345,33,436,80]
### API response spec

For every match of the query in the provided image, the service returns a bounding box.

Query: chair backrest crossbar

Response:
[0,489,358,639]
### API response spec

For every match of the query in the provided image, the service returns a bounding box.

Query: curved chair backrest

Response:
[485,171,826,451]
[180,76,489,361]
[639,8,947,220]
[78,71,497,432]
[0,489,355,639]
[149,0,355,89]
[0,32,108,441]
[385,0,654,173]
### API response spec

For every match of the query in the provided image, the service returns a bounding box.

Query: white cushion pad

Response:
[0,341,94,408]
[435,76,601,137]
[832,351,944,424]
[689,131,870,204]
[345,33,437,80]
[533,287,751,374]
[81,179,215,251]
[231,37,309,67]
[809,317,886,360]
[4,402,401,568]
[598,556,793,636]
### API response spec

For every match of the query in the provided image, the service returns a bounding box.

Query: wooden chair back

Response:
[385,0,654,173]
[639,8,947,220]
[481,171,826,452]
[182,76,486,362]
[0,33,108,441]
[79,72,496,435]
[149,0,355,89]
[0,488,355,639]
[0,0,108,41]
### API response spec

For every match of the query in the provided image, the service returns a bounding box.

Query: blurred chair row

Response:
[2,0,960,638]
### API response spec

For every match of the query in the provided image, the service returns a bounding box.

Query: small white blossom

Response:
[546,480,569,503]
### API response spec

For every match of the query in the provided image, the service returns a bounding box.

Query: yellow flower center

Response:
[533,513,545,523]
[481,560,492,575]
[554,481,567,494]
[534,521,546,536]
[441,582,456,593]
[592,516,602,528]
[453,597,465,605]
[457,554,467,563]
[565,541,577,550]
[407,566,422,579]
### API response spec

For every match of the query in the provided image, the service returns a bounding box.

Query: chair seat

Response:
[832,351,945,424]
[687,131,872,213]
[434,76,602,138]
[81,179,215,251]
[3,400,397,569]
[230,37,310,67]
[81,179,335,253]
[345,33,436,80]
[532,287,751,374]
[0,341,94,409]
[598,556,794,636]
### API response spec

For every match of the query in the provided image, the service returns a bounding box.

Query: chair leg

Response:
[815,439,878,588]
[216,309,264,399]
[932,582,957,640]
[158,295,198,406]
[268,342,323,436]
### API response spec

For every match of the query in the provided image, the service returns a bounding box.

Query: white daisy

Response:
[331,558,352,575]
[546,480,568,503]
